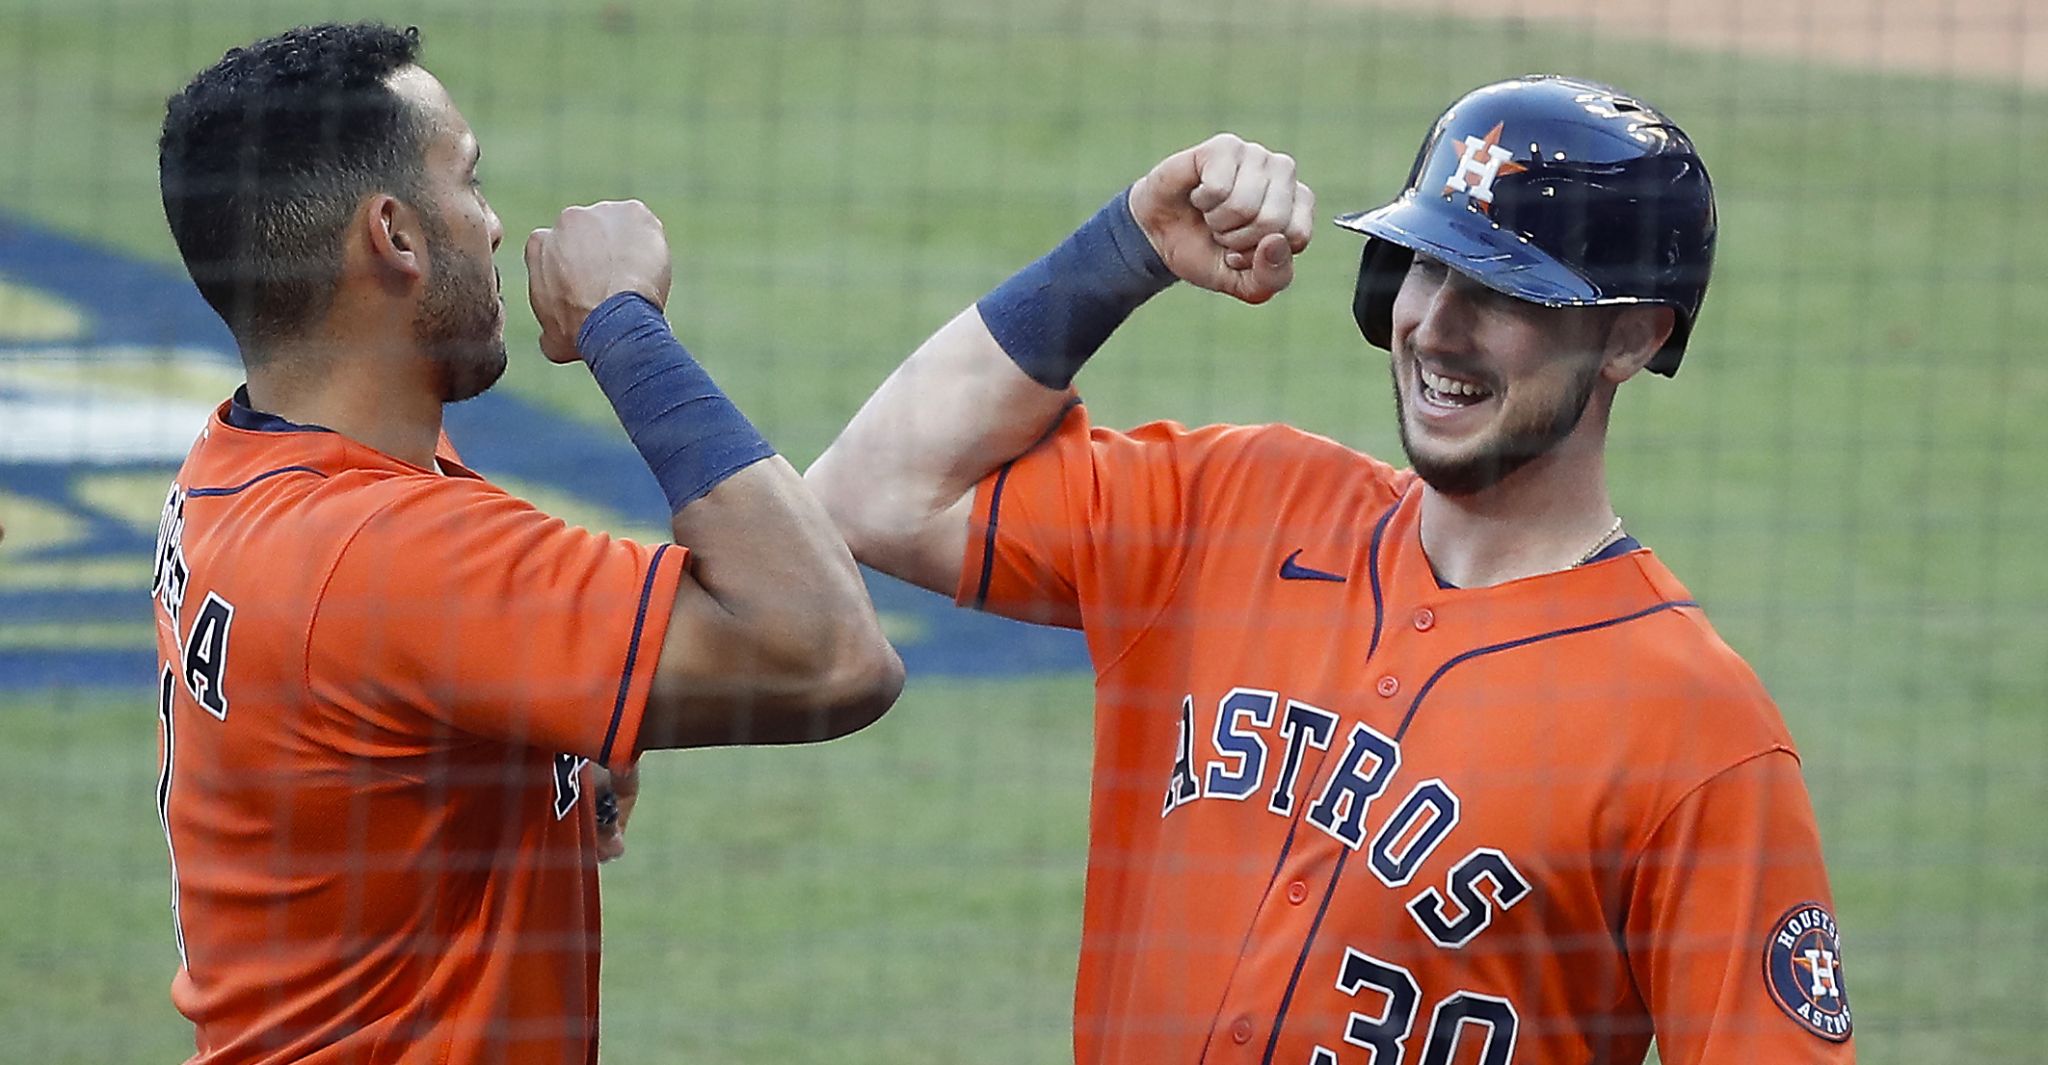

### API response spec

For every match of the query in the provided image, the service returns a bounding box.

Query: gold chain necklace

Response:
[1574,515,1625,567]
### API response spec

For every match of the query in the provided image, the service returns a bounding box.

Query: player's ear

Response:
[1599,306,1673,384]
[362,194,426,286]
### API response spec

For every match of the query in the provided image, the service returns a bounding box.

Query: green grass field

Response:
[3,0,2046,1061]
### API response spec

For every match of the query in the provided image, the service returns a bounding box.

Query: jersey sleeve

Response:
[957,404,1407,649]
[306,476,687,768]
[954,403,1323,649]
[1626,749,1857,1063]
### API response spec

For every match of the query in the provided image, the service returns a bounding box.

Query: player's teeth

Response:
[1422,368,1489,398]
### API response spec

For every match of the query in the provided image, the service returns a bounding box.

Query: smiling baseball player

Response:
[807,75,1852,1064]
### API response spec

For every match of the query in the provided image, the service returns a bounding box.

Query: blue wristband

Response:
[976,188,1176,389]
[577,292,776,512]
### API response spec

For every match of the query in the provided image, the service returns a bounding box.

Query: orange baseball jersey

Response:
[150,391,685,1064]
[958,405,1853,1065]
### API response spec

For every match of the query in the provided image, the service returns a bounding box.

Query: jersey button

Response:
[1413,607,1436,631]
[1286,879,1309,904]
[1376,674,1400,698]
[1231,1017,1255,1044]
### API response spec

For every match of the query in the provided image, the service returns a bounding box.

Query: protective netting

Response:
[0,2,2040,1061]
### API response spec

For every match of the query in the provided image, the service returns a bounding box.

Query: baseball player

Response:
[808,76,1852,1063]
[151,23,901,1063]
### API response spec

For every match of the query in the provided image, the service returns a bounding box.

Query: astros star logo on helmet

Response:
[1444,121,1527,212]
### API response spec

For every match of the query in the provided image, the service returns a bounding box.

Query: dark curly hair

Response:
[159,23,427,351]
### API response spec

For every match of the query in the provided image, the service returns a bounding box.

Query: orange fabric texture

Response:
[152,401,684,1064]
[958,405,1852,1065]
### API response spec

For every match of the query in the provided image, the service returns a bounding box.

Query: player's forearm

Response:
[649,456,903,747]
[806,305,1072,588]
[571,292,900,746]
[809,190,1176,592]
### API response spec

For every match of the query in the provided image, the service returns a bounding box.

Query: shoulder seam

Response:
[1090,533,1197,678]
[1625,744,1803,876]
[1094,425,1403,679]
[299,480,446,712]
[185,464,330,498]
[1089,422,1263,675]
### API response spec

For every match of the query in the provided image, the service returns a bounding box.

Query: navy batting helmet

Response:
[1336,75,1717,376]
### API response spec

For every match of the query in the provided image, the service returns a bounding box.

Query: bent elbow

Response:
[811,631,905,740]
[740,618,904,746]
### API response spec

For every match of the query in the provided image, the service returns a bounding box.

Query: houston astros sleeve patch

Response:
[1764,902,1852,1042]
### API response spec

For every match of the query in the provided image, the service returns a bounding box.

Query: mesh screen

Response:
[1,1,2041,1061]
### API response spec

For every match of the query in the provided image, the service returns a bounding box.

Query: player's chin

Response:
[442,344,509,403]
[1407,442,1523,497]
[1398,421,1516,494]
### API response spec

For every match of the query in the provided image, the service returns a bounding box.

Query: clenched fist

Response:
[588,761,639,864]
[1128,133,1315,305]
[524,200,674,364]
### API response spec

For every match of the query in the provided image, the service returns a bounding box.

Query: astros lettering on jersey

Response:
[152,391,684,1063]
[957,404,1852,1064]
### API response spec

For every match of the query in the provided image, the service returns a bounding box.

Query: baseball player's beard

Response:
[1391,352,1602,497]
[415,223,508,404]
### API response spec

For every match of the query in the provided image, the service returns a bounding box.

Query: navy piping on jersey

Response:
[186,466,328,498]
[1588,534,1641,564]
[184,390,339,497]
[1253,595,1695,1057]
[600,543,673,766]
[1196,817,1309,1063]
[972,462,1016,610]
[1432,535,1643,591]
[1195,505,1397,1060]
[1258,849,1355,1065]
[224,387,335,434]
[1394,598,1696,740]
[1365,503,1397,658]
[969,399,1106,612]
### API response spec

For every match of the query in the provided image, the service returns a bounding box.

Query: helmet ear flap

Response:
[1353,239,1411,351]
[1339,75,1716,375]
[1645,316,1689,377]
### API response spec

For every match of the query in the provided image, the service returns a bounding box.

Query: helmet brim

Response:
[1334,194,1690,375]
[1335,194,1616,307]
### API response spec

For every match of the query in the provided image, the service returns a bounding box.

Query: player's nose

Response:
[486,203,505,253]
[1410,275,1479,355]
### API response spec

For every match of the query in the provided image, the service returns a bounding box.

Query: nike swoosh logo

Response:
[1279,549,1347,583]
